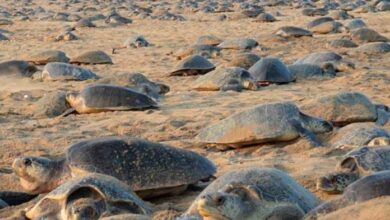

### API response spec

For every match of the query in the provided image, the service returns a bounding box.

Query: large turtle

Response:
[300,92,389,126]
[12,137,216,198]
[64,84,157,114]
[196,101,333,148]
[346,19,367,31]
[169,55,215,76]
[227,52,261,69]
[194,35,223,46]
[329,122,390,148]
[288,63,336,80]
[327,39,358,48]
[317,146,390,194]
[217,38,259,50]
[70,50,113,65]
[25,174,152,220]
[33,91,70,118]
[173,45,221,60]
[351,28,389,43]
[275,26,313,38]
[293,51,354,72]
[0,60,37,77]
[25,50,69,65]
[192,67,257,92]
[305,171,390,219]
[248,57,295,85]
[183,167,320,220]
[36,62,99,81]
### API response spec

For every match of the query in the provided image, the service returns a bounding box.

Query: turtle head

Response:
[66,92,81,107]
[316,171,359,194]
[197,183,263,220]
[300,113,333,134]
[66,198,102,220]
[320,62,336,77]
[12,157,63,194]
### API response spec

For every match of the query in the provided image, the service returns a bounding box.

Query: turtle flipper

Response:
[58,108,76,117]
[0,191,37,206]
[267,204,304,220]
[375,105,389,126]
[290,119,322,147]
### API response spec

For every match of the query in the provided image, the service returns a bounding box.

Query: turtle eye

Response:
[23,158,32,166]
[215,196,225,205]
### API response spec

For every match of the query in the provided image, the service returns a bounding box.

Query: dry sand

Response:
[0,2,390,219]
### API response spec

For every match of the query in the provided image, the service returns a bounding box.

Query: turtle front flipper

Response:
[375,104,390,126]
[290,119,322,147]
[58,108,77,117]
[303,198,346,220]
[0,191,37,206]
[267,204,304,220]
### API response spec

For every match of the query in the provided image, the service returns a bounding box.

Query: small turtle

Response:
[301,8,328,16]
[346,19,367,31]
[294,51,354,72]
[300,92,389,126]
[112,35,150,54]
[192,67,257,92]
[253,12,276,22]
[248,57,295,85]
[0,191,37,207]
[25,174,152,220]
[65,84,157,114]
[329,10,353,20]
[184,168,320,219]
[25,50,69,65]
[105,11,133,25]
[196,101,333,148]
[169,55,215,76]
[0,60,37,77]
[33,91,70,118]
[13,137,216,198]
[329,122,390,148]
[36,62,99,81]
[349,42,390,55]
[73,18,96,28]
[288,63,336,80]
[70,50,113,65]
[351,28,389,43]
[54,31,78,41]
[317,146,390,194]
[306,171,390,219]
[97,72,170,99]
[217,38,259,50]
[275,26,313,38]
[327,39,358,48]
[227,52,261,69]
[194,35,223,46]
[173,45,221,60]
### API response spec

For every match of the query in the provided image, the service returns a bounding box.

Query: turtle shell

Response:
[26,174,152,220]
[25,50,69,65]
[169,55,215,76]
[248,57,294,83]
[288,64,330,79]
[186,167,320,215]
[74,84,157,111]
[300,92,377,125]
[294,51,342,65]
[254,12,276,22]
[327,39,358,48]
[228,52,261,69]
[0,60,37,77]
[276,26,313,37]
[346,19,367,31]
[330,123,390,148]
[351,28,389,43]
[70,50,113,64]
[74,18,96,28]
[217,38,258,50]
[194,35,223,46]
[352,42,390,55]
[124,35,149,48]
[42,62,98,81]
[196,102,303,146]
[66,137,216,192]
[306,17,334,29]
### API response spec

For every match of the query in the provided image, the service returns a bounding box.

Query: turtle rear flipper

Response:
[58,108,76,117]
[290,119,321,147]
[375,104,390,126]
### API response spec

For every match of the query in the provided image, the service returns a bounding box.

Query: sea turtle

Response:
[97,72,170,99]
[173,45,221,60]
[33,91,70,118]
[346,19,367,31]
[376,1,390,11]
[25,50,69,65]
[287,63,336,80]
[169,55,215,76]
[349,42,390,55]
[329,122,390,148]
[105,11,133,25]
[248,57,295,85]
[305,171,390,219]
[192,67,257,92]
[184,167,320,219]
[54,31,78,42]
[300,92,389,126]
[327,39,358,48]
[217,38,259,50]
[317,146,390,194]
[253,12,276,22]
[306,17,335,29]
[308,20,344,34]
[12,137,216,198]
[25,174,152,220]
[226,52,261,69]
[329,10,353,20]
[0,191,37,207]
[70,50,113,65]
[196,101,333,148]
[294,51,354,72]
[302,8,328,16]
[275,26,313,38]
[351,28,389,43]
[36,62,99,81]
[73,18,96,28]
[65,84,157,114]
[112,35,150,54]
[0,60,37,77]
[194,35,223,46]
